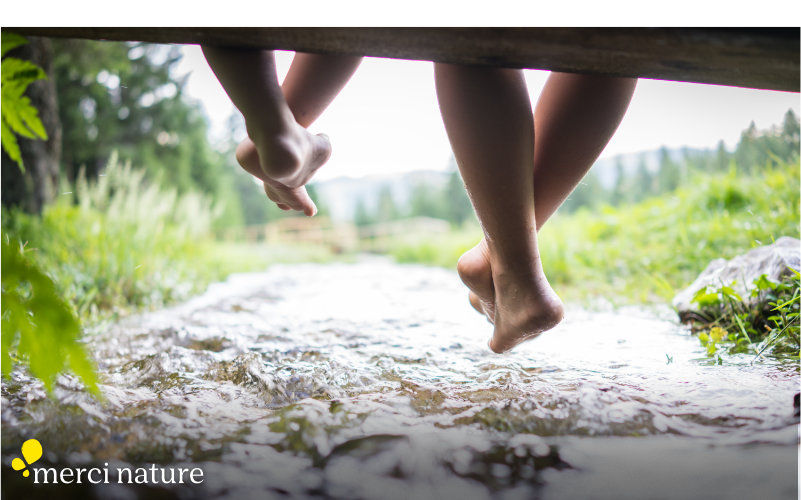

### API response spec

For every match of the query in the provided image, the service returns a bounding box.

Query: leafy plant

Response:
[691,271,800,361]
[1,236,98,393]
[1,32,48,170]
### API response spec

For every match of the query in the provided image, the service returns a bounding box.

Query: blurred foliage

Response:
[559,110,799,214]
[691,271,799,361]
[392,160,800,306]
[353,168,475,227]
[1,236,97,393]
[537,162,799,302]
[1,38,322,228]
[2,154,338,322]
[49,39,251,228]
[390,117,800,305]
[1,32,48,170]
[3,153,221,323]
[351,111,798,228]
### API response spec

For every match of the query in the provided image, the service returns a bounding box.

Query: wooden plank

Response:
[8,27,799,92]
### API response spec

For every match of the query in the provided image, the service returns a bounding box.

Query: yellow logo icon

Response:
[11,439,42,478]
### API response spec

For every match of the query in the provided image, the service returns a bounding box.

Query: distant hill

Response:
[311,170,451,221]
[311,146,716,221]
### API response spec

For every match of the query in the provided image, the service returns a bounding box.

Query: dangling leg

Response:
[435,64,565,352]
[203,47,361,215]
[456,72,636,325]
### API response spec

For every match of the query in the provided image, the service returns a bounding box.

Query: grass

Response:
[690,270,799,361]
[2,155,338,326]
[390,162,800,304]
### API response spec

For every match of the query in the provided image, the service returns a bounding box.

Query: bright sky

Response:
[176,45,800,182]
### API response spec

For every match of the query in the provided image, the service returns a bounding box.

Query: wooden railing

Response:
[229,216,453,254]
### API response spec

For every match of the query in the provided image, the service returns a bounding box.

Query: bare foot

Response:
[457,240,496,322]
[457,238,564,353]
[235,124,331,216]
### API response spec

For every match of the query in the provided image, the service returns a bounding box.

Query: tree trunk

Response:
[1,36,62,214]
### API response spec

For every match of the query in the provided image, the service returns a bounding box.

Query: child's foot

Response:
[457,238,565,353]
[457,240,497,321]
[235,124,331,216]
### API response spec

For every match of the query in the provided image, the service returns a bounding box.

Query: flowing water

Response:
[2,259,798,499]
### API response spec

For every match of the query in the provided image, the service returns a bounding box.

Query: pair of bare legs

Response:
[436,66,637,352]
[202,48,362,216]
[203,47,636,353]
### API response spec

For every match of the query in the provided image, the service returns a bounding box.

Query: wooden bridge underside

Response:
[9,28,800,92]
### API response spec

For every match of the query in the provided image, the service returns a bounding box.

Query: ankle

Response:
[253,129,306,182]
[488,250,543,287]
[485,230,540,274]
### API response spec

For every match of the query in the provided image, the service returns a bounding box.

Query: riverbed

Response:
[2,259,798,499]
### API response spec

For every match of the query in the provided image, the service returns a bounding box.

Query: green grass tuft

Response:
[390,162,800,306]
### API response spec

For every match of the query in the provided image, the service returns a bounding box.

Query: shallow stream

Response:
[2,259,798,499]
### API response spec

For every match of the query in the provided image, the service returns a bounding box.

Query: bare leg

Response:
[235,53,362,213]
[281,53,364,128]
[203,47,361,215]
[435,64,565,353]
[233,53,362,213]
[456,73,636,323]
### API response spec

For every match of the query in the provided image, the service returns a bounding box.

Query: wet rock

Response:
[673,236,800,321]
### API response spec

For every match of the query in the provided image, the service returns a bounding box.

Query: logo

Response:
[10,438,205,485]
[11,439,42,478]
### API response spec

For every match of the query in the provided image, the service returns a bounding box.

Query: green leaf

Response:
[0,117,23,169]
[0,55,48,169]
[753,273,777,293]
[1,237,99,395]
[691,286,720,307]
[1,59,48,140]
[1,57,47,88]
[719,284,743,302]
[1,32,28,58]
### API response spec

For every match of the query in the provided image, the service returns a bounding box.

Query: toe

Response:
[290,186,317,216]
[488,336,509,354]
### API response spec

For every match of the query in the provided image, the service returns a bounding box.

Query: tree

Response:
[1,35,61,213]
[657,146,681,192]
[734,121,759,171]
[353,198,373,227]
[409,181,445,219]
[632,154,653,200]
[610,157,628,205]
[781,109,800,160]
[443,169,474,226]
[376,185,399,223]
[50,40,244,212]
[714,140,729,171]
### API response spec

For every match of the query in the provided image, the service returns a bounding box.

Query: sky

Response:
[176,45,800,182]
